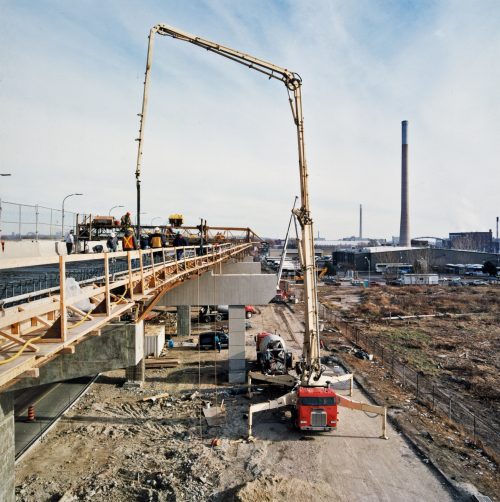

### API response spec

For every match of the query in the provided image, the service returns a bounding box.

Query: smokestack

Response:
[359,204,363,239]
[399,120,410,247]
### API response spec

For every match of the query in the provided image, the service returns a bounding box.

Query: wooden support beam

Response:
[0,331,39,352]
[59,255,67,341]
[60,346,75,354]
[139,252,145,294]
[104,253,111,316]
[67,305,94,320]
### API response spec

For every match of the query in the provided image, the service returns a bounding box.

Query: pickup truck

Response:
[199,305,257,323]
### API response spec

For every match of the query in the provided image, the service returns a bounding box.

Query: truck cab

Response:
[295,386,338,431]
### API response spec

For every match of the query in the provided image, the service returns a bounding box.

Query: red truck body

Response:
[295,386,338,431]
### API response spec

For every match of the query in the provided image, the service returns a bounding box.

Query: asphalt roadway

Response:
[14,376,95,460]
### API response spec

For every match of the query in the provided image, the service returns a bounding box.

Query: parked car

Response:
[197,331,229,350]
[199,305,257,322]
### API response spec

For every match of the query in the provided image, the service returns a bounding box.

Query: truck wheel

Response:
[215,313,223,322]
[246,311,252,319]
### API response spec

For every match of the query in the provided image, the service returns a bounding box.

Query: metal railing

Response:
[0,199,79,240]
[320,305,500,460]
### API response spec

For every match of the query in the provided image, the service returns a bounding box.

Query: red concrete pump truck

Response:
[136,24,387,439]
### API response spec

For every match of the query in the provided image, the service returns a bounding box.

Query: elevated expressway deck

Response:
[0,241,255,391]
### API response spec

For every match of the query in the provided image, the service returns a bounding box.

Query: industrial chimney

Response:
[359,204,363,239]
[399,120,410,247]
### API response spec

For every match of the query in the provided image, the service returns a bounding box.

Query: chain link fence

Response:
[0,199,78,240]
[319,304,500,460]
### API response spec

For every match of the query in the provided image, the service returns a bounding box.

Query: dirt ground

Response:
[15,304,460,502]
[319,282,499,500]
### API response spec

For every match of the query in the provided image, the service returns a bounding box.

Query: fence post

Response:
[381,346,384,364]
[35,204,39,241]
[18,204,22,240]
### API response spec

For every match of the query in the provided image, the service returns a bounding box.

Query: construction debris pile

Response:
[15,383,256,502]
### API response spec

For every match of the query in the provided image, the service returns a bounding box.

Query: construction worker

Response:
[65,229,75,255]
[122,228,137,251]
[214,333,221,353]
[173,232,187,259]
[149,227,166,248]
[120,212,132,231]
[106,232,118,252]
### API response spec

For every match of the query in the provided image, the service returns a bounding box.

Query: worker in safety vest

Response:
[149,227,166,248]
[122,228,137,251]
[120,212,132,231]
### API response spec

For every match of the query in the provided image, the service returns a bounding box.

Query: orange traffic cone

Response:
[26,405,35,422]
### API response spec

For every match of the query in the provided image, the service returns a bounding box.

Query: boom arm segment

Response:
[135,24,322,382]
[337,395,388,439]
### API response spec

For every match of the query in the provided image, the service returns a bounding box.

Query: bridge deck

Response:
[0,242,253,390]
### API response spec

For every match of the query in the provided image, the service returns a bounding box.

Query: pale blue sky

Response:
[0,0,499,238]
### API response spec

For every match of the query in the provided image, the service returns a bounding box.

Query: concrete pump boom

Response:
[134,24,322,383]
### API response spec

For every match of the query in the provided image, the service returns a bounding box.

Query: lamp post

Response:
[364,256,371,286]
[109,204,124,216]
[62,193,83,238]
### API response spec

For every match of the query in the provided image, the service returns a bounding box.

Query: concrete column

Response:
[0,392,15,502]
[176,305,191,337]
[228,305,246,383]
[125,358,145,386]
[124,321,145,387]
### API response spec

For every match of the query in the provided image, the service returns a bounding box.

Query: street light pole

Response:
[62,193,83,238]
[364,256,371,286]
[109,204,124,216]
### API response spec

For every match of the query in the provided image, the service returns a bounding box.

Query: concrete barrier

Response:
[0,240,66,260]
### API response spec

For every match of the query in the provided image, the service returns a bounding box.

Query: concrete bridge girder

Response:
[160,261,276,383]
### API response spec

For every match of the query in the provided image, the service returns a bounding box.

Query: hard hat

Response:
[127,227,134,232]
[154,227,160,233]
[110,232,116,237]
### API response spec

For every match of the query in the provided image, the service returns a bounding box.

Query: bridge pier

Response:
[176,306,191,337]
[124,358,145,387]
[158,260,276,383]
[228,306,246,383]
[0,392,15,502]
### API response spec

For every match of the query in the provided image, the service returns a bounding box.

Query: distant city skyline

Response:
[0,1,499,240]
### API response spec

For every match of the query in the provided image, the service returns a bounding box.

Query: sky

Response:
[0,0,499,239]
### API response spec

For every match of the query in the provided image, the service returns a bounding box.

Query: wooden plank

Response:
[104,253,111,316]
[59,255,67,341]
[0,331,39,352]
